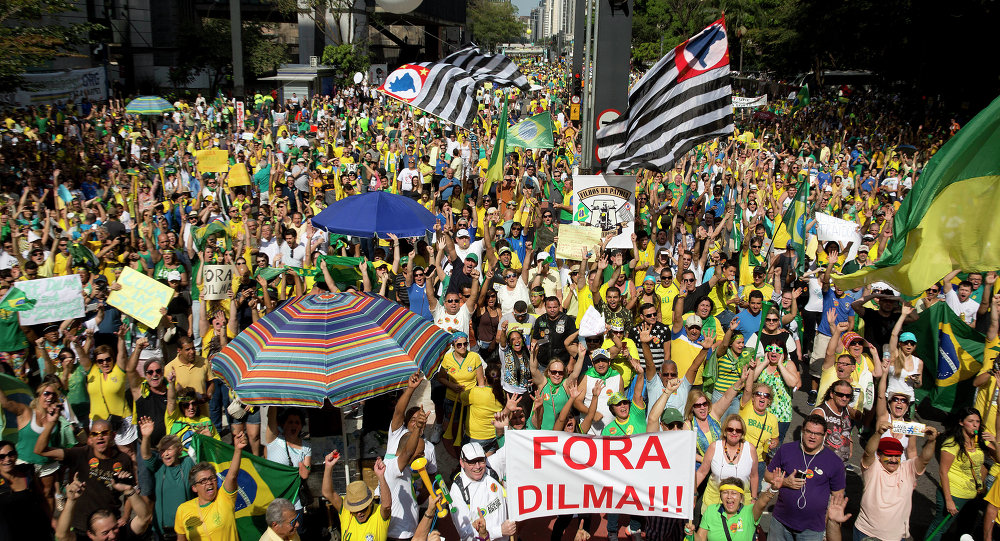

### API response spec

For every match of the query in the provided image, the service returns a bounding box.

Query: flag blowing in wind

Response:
[835,94,1000,295]
[506,112,555,150]
[596,16,734,172]
[906,302,985,412]
[378,45,529,128]
[774,178,811,273]
[483,95,509,195]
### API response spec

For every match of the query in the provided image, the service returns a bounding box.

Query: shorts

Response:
[16,459,59,477]
[809,333,832,378]
[228,406,262,425]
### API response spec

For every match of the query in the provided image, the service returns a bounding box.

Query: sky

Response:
[511,0,538,16]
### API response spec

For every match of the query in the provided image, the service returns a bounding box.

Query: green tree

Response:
[321,43,369,85]
[0,0,101,92]
[467,0,522,52]
[170,19,288,95]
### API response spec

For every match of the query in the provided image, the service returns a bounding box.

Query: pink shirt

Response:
[855,458,922,540]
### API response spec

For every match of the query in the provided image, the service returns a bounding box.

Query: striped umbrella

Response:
[212,292,452,407]
[124,96,175,115]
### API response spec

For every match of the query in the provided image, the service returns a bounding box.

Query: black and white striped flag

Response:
[596,17,734,172]
[378,45,530,129]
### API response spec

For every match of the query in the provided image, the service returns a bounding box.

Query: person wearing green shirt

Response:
[602,363,646,541]
[693,472,785,541]
[528,337,584,431]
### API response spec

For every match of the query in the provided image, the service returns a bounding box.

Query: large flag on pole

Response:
[595,16,734,172]
[773,178,810,273]
[506,112,555,149]
[906,302,985,412]
[191,434,301,541]
[835,95,1000,295]
[483,95,509,195]
[377,45,529,128]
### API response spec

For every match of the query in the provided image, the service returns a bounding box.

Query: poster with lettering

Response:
[12,275,84,325]
[202,265,235,301]
[572,174,636,249]
[505,430,696,520]
[108,267,175,328]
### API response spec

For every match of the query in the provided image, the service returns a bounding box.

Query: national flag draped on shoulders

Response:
[835,95,1000,295]
[596,16,734,172]
[191,433,301,540]
[906,302,985,412]
[377,44,530,128]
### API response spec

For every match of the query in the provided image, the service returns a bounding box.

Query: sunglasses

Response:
[832,390,853,399]
[445,299,461,303]
[453,341,468,347]
[0,450,17,460]
[96,357,113,364]
[693,402,709,408]
[146,368,163,375]
[753,392,772,399]
[663,421,684,430]
[660,276,672,280]
[901,341,916,346]
[548,369,565,376]
[726,427,744,435]
[890,396,909,404]
[42,390,59,398]
[90,429,111,437]
[682,278,696,282]
[765,317,780,323]
[660,372,678,378]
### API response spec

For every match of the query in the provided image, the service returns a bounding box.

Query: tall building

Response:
[539,0,574,41]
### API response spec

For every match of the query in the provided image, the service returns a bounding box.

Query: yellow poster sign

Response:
[227,162,251,187]
[195,150,229,173]
[555,224,603,261]
[108,267,175,328]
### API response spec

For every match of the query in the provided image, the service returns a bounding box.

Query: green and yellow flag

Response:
[772,178,810,273]
[0,288,35,312]
[482,95,509,196]
[191,434,301,541]
[906,302,985,412]
[506,112,555,150]
[835,95,1000,295]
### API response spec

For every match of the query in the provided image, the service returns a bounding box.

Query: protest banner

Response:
[202,265,235,301]
[0,67,107,107]
[236,101,245,128]
[108,267,174,328]
[573,174,636,250]
[733,95,768,108]
[555,224,603,262]
[227,163,251,187]
[12,275,84,325]
[815,212,861,261]
[505,430,696,521]
[196,150,230,173]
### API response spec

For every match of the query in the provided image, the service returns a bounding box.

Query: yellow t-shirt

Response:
[940,438,986,499]
[671,334,705,385]
[165,356,211,395]
[655,283,679,325]
[601,337,639,385]
[339,504,390,541]
[974,336,1000,436]
[86,365,129,419]
[632,244,655,285]
[174,486,239,541]
[462,387,502,440]
[440,351,482,402]
[740,400,778,459]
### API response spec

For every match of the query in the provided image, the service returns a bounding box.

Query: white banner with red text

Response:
[505,430,696,521]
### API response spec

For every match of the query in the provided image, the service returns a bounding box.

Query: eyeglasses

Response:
[832,390,853,399]
[505,274,517,279]
[803,428,826,437]
[0,450,17,460]
[642,312,657,318]
[753,392,771,399]
[693,402,709,408]
[96,357,113,364]
[445,299,461,303]
[194,477,217,487]
[660,372,678,378]
[90,429,111,437]
[726,427,744,435]
[42,390,59,398]
[287,512,302,527]
[926,288,940,294]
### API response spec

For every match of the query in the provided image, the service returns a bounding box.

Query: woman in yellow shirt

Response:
[461,364,505,451]
[926,407,992,540]
[436,332,485,454]
[86,328,141,438]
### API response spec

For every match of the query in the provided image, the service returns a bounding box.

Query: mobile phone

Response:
[794,469,807,479]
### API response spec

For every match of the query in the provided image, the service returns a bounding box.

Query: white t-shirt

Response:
[279,241,305,268]
[945,289,979,325]
[381,445,419,538]
[496,280,530,315]
[455,239,485,271]
[433,303,471,334]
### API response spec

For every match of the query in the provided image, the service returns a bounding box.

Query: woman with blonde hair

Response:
[695,414,759,513]
[683,365,749,466]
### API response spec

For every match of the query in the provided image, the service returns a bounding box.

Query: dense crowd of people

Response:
[0,56,997,541]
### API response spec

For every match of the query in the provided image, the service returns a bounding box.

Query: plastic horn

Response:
[411,457,448,517]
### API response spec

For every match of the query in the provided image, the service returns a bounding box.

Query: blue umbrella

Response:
[312,191,438,239]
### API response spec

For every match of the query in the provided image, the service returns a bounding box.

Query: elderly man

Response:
[173,432,248,541]
[260,498,301,541]
[450,443,516,541]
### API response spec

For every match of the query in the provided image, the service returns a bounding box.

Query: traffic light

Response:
[573,72,582,98]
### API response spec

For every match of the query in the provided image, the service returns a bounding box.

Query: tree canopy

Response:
[468,0,523,52]
[170,19,288,95]
[0,0,100,92]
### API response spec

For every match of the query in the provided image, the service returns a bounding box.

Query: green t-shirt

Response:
[0,308,27,352]
[601,404,647,436]
[539,381,569,431]
[67,364,89,405]
[699,503,758,541]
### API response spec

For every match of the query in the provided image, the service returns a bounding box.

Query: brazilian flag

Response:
[906,302,985,412]
[482,95,509,196]
[774,178,810,273]
[314,255,377,289]
[0,373,31,440]
[506,112,555,150]
[0,288,36,312]
[192,434,301,541]
[193,218,232,250]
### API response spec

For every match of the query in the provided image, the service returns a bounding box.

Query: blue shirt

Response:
[817,171,832,190]
[816,288,855,336]
[735,309,763,341]
[407,282,432,320]
[439,176,460,200]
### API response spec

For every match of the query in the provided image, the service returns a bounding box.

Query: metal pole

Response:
[580,0,600,172]
[230,0,245,98]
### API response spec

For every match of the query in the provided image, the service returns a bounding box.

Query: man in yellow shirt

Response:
[165,336,210,397]
[321,452,392,541]
[174,431,248,541]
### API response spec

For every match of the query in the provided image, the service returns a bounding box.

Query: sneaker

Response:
[807,389,817,405]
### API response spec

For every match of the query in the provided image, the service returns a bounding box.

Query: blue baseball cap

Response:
[899,332,917,344]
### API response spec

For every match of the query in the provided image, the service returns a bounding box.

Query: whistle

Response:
[412,457,452,517]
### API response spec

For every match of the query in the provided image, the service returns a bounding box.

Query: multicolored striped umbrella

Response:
[212,293,452,407]
[124,96,175,115]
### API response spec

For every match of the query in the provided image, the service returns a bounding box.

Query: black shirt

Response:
[531,313,576,367]
[447,257,474,295]
[861,309,899,356]
[135,390,169,447]
[63,446,135,532]
[629,321,670,369]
